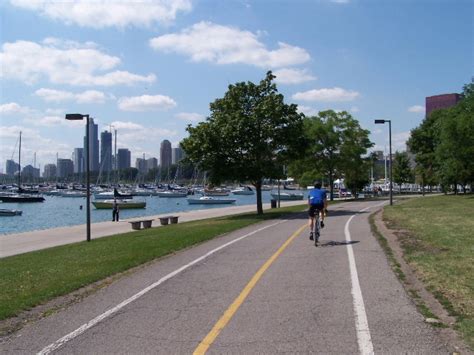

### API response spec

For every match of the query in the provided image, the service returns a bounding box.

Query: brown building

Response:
[425,93,462,116]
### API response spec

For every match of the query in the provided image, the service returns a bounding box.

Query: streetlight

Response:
[66,113,91,241]
[374,119,393,205]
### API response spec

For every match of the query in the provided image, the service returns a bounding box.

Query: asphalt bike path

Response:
[1,200,449,354]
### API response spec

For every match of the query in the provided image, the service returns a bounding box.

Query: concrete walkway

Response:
[0,201,305,258]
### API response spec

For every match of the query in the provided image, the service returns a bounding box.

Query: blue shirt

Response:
[308,188,327,205]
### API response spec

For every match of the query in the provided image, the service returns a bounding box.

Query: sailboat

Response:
[0,132,45,203]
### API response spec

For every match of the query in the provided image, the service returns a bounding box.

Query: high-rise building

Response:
[100,130,112,172]
[172,146,184,164]
[147,157,158,172]
[57,159,74,178]
[22,165,40,179]
[117,148,131,170]
[160,140,172,169]
[83,118,99,172]
[73,148,84,174]
[6,160,19,176]
[426,93,462,117]
[135,158,147,174]
[43,164,57,180]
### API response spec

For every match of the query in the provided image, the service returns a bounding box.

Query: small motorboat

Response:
[92,199,146,209]
[231,186,254,195]
[0,208,23,216]
[187,196,236,205]
[270,192,304,200]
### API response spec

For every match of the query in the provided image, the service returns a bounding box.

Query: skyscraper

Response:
[100,130,112,172]
[117,148,131,170]
[73,148,84,174]
[6,160,19,176]
[147,157,158,172]
[43,164,57,180]
[57,159,74,178]
[135,158,147,174]
[172,146,184,165]
[160,140,172,169]
[83,118,99,172]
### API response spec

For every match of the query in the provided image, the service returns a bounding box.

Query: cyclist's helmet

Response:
[313,180,322,189]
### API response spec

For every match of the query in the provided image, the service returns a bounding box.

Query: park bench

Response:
[159,215,179,226]
[128,219,154,230]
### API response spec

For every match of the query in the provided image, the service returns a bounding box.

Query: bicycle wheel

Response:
[314,214,320,246]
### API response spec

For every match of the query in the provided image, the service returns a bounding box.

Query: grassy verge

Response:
[383,195,474,348]
[0,204,306,322]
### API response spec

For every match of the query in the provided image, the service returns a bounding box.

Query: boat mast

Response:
[18,131,22,188]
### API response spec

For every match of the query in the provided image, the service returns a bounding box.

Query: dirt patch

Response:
[372,210,472,354]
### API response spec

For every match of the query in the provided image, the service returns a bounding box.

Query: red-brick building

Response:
[425,93,462,116]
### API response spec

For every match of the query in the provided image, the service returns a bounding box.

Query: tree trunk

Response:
[255,180,263,215]
[329,174,334,201]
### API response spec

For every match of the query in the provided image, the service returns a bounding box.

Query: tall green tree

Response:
[392,151,413,193]
[181,71,305,214]
[292,110,372,200]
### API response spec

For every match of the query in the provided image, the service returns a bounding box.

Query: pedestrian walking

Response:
[112,199,120,221]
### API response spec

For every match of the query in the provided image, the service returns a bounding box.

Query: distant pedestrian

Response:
[112,199,120,221]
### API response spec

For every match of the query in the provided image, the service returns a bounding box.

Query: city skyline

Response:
[1,0,472,171]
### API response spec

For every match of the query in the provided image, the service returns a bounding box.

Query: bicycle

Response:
[312,208,327,247]
[313,209,322,246]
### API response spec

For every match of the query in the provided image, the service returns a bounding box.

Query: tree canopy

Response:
[408,81,474,193]
[289,110,373,198]
[181,71,305,214]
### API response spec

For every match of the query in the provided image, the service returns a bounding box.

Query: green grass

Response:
[0,204,306,322]
[383,195,474,348]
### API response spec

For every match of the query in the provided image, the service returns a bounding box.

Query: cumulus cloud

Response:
[292,87,360,102]
[35,88,107,103]
[0,39,156,86]
[0,102,32,114]
[408,105,425,113]
[175,112,205,122]
[109,121,144,130]
[273,68,316,85]
[149,21,310,68]
[118,94,177,111]
[297,105,319,116]
[9,0,192,28]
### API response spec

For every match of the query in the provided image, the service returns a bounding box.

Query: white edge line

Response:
[37,220,286,355]
[344,201,387,355]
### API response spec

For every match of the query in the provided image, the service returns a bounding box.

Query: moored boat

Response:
[270,192,304,200]
[187,196,236,205]
[92,199,146,209]
[0,208,23,216]
[0,194,45,202]
[231,186,254,195]
[156,190,188,198]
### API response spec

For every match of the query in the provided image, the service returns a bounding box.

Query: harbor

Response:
[0,188,307,235]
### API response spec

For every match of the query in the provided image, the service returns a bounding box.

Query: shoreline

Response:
[1,201,305,259]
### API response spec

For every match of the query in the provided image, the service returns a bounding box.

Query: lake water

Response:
[0,190,306,235]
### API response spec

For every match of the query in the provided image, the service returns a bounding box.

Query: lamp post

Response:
[66,113,91,241]
[375,119,393,205]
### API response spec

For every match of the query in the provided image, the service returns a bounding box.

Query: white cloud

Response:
[35,88,107,104]
[408,105,425,113]
[292,87,360,102]
[273,68,316,85]
[0,102,32,114]
[9,0,192,28]
[297,105,319,116]
[393,131,410,151]
[0,39,156,86]
[350,106,360,113]
[118,94,177,111]
[175,112,205,122]
[109,121,144,130]
[149,21,310,68]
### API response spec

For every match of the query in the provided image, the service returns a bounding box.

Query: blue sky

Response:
[1,0,472,173]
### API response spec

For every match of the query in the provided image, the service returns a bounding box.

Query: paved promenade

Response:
[0,201,305,258]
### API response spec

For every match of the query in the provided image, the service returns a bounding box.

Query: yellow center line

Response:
[193,223,307,355]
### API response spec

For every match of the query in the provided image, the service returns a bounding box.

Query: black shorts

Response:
[308,203,324,217]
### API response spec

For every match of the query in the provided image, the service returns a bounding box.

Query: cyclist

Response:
[308,180,328,240]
